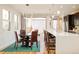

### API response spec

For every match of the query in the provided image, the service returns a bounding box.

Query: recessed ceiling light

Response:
[57,10,60,14]
[52,16,54,18]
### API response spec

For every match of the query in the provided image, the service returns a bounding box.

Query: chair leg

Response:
[14,42,18,49]
[16,43,18,49]
[30,44,32,50]
[36,41,38,48]
[14,42,16,48]
[31,43,33,50]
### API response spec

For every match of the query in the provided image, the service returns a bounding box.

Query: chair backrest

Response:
[44,30,48,43]
[15,31,18,43]
[31,30,38,42]
[20,30,26,37]
[44,30,47,41]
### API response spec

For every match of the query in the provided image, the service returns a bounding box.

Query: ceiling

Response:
[9,4,79,17]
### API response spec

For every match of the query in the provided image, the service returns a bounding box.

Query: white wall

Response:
[56,35,79,54]
[0,31,15,51]
[62,16,65,32]
[46,16,51,30]
[0,5,21,51]
[21,15,26,30]
[46,16,65,32]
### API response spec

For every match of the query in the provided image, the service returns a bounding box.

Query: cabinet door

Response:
[74,16,79,26]
[69,15,75,30]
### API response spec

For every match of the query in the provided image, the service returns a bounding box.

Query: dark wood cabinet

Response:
[74,15,79,26]
[68,15,75,30]
[64,11,79,32]
[64,14,78,31]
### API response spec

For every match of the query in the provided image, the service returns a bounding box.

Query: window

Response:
[26,18,32,27]
[14,14,18,30]
[2,9,9,20]
[2,9,9,30]
[31,18,45,33]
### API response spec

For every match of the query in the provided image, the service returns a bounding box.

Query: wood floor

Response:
[0,51,48,54]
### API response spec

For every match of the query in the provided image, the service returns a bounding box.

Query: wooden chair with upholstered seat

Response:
[29,30,38,49]
[44,30,56,54]
[14,31,21,49]
[20,30,27,46]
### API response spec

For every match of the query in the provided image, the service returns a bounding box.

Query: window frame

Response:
[2,9,10,31]
[14,14,18,30]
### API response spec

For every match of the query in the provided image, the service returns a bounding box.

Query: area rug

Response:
[1,42,40,52]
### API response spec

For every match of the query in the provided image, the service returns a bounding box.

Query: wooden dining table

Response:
[19,33,31,47]
[19,32,40,47]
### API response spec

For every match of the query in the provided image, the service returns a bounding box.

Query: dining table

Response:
[19,32,40,47]
[19,33,31,47]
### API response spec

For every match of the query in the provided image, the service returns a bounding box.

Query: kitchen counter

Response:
[68,30,79,34]
[46,29,79,54]
[47,29,79,36]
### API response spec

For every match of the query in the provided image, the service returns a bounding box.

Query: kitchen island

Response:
[46,29,79,54]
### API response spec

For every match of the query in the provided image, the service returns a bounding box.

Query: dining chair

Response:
[14,31,20,49]
[47,32,56,54]
[29,30,38,49]
[44,30,47,46]
[20,30,27,46]
[44,31,56,54]
[20,30,26,38]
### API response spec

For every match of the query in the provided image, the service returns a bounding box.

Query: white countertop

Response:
[46,29,79,36]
